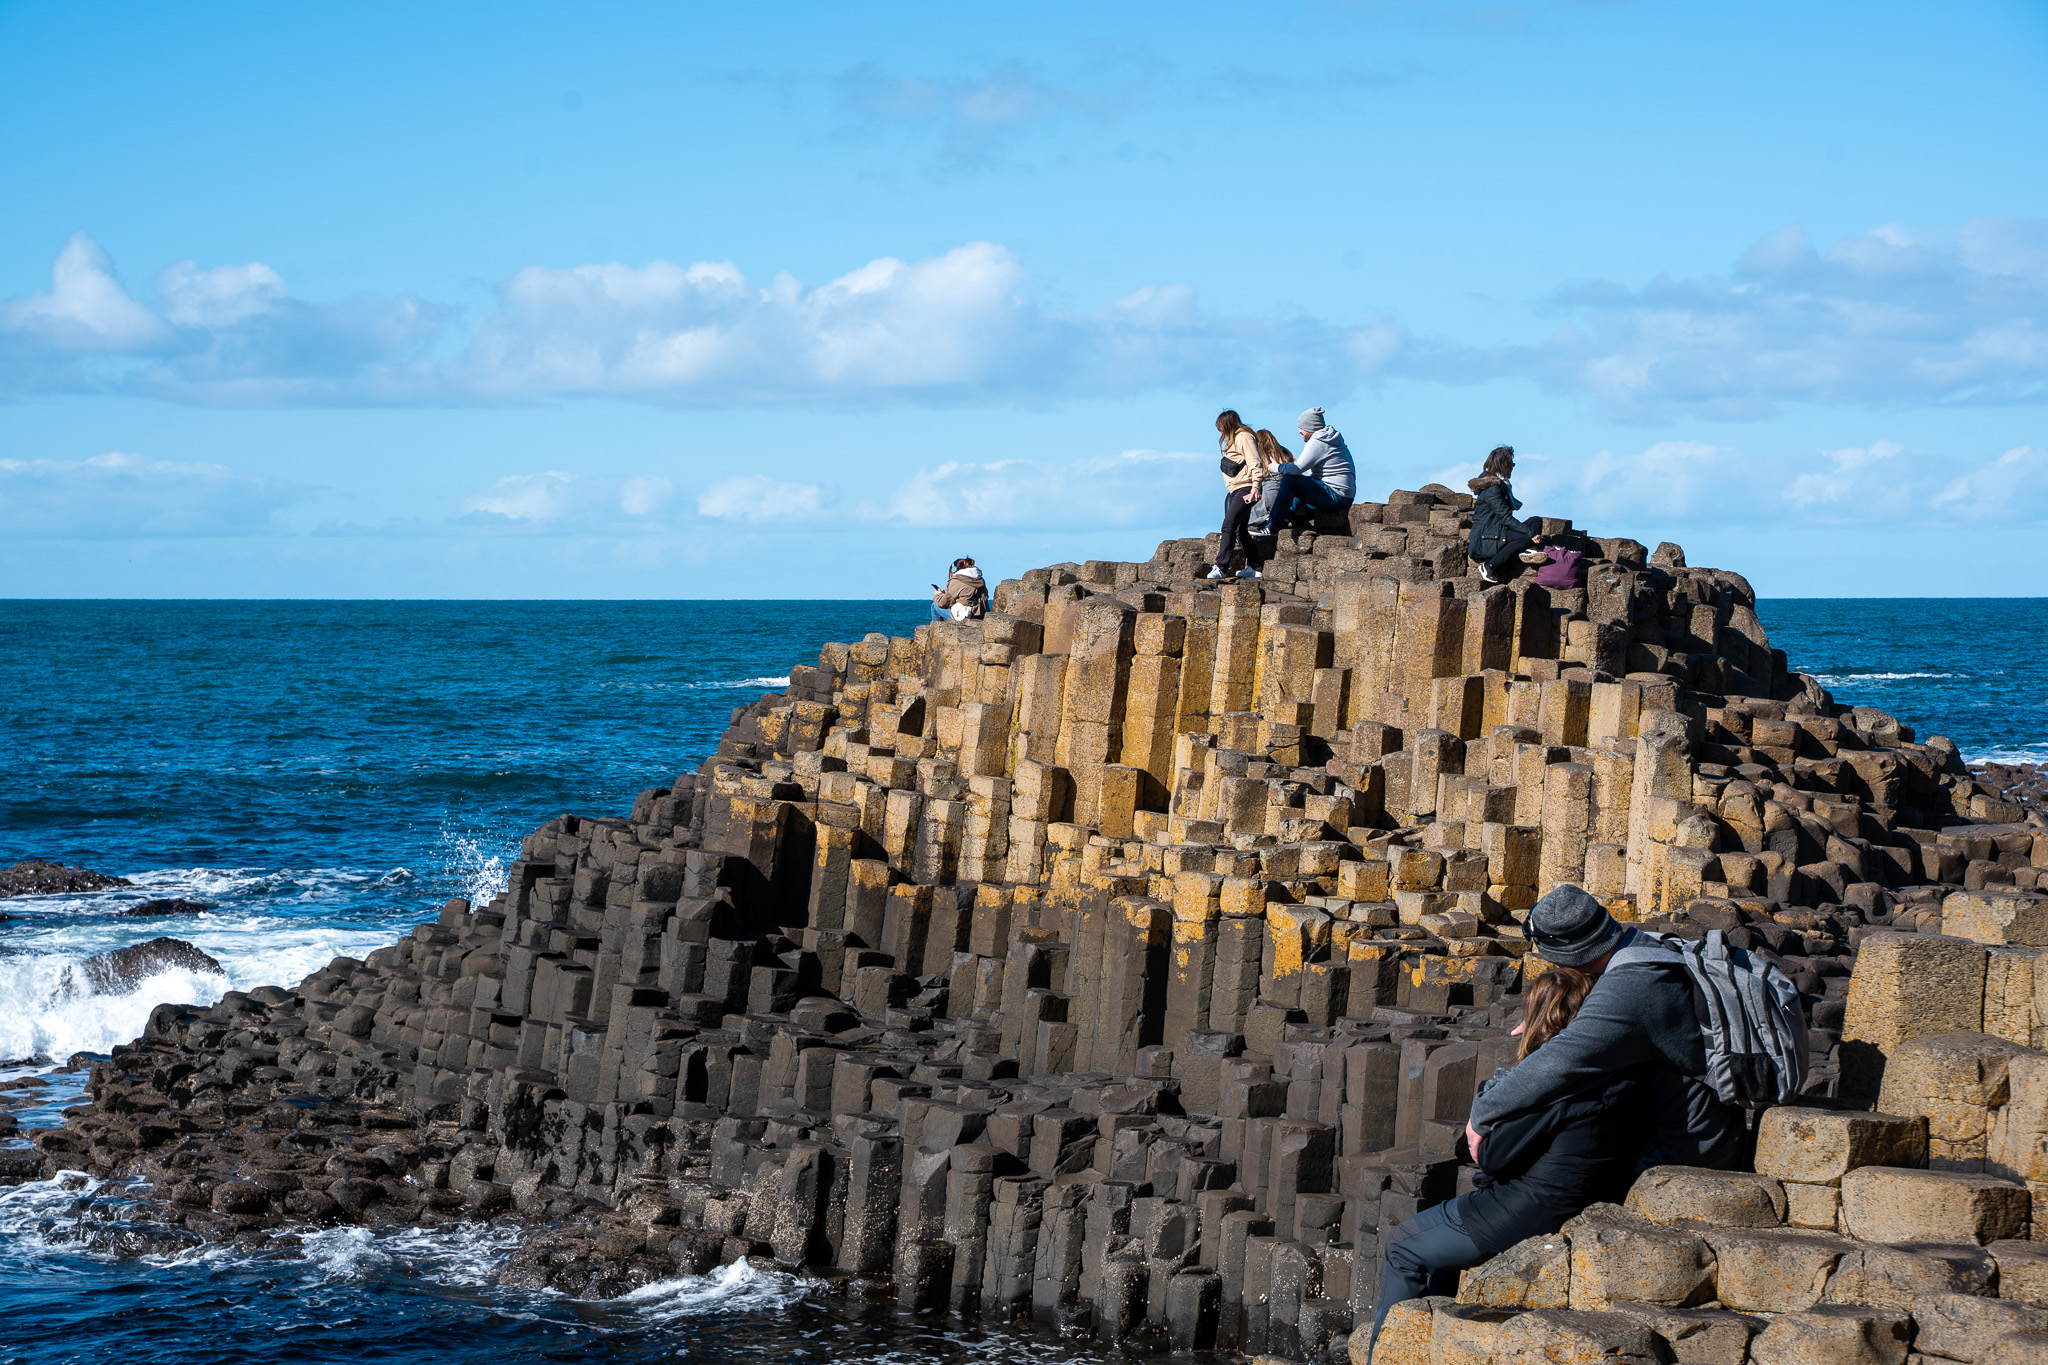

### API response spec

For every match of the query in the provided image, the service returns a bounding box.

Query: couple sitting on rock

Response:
[1209,407,1356,580]
[1370,885,1749,1350]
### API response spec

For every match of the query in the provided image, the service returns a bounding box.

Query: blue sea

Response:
[0,596,2044,1363]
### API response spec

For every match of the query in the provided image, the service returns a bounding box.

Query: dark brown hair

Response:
[1517,964,1594,1059]
[1216,410,1247,450]
[1483,445,1515,480]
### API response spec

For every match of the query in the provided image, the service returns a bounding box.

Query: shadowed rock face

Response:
[120,899,215,918]
[66,938,225,995]
[0,860,132,898]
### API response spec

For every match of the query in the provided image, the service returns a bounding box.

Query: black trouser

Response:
[1217,488,1260,570]
[1482,516,1542,578]
[1371,1198,1486,1347]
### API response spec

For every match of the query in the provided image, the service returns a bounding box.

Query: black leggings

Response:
[1482,516,1542,578]
[1217,488,1261,570]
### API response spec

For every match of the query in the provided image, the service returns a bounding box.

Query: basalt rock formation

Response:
[28,487,2048,1362]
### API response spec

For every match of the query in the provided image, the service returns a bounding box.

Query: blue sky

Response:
[2,0,2044,597]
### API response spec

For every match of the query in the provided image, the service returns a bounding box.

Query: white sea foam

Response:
[615,1257,811,1319]
[688,675,791,690]
[441,833,511,907]
[0,899,397,1060]
[296,1222,522,1286]
[1968,745,2048,767]
[1806,671,1961,685]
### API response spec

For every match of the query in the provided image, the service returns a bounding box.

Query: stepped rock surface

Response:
[25,489,2048,1362]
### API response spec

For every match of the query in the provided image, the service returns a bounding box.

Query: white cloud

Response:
[1932,446,2048,520]
[0,452,308,538]
[461,471,576,521]
[1512,438,2048,529]
[0,234,1398,406]
[1,233,168,351]
[157,259,286,327]
[458,470,681,528]
[1418,217,2048,419]
[697,476,829,523]
[619,475,674,516]
[875,448,1211,529]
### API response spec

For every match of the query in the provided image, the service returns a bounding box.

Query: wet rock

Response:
[497,1227,678,1298]
[0,860,132,897]
[81,1221,206,1258]
[64,938,224,995]
[120,899,215,918]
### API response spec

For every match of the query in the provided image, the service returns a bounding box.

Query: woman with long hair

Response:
[1368,964,1647,1344]
[1209,410,1269,580]
[1467,444,1552,584]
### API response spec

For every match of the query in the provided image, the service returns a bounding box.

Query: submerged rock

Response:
[65,938,224,995]
[119,898,215,917]
[0,860,132,898]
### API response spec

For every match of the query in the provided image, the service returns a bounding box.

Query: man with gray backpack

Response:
[1466,883,1806,1174]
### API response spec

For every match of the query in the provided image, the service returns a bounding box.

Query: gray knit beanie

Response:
[1298,407,1326,434]
[1525,884,1625,967]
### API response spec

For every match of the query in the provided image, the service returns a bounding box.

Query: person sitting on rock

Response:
[1467,444,1553,585]
[931,557,988,620]
[1267,407,1355,531]
[1208,410,1271,581]
[1370,955,1646,1348]
[1469,883,1747,1171]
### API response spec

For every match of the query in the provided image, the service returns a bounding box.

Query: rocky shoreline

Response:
[15,487,2048,1362]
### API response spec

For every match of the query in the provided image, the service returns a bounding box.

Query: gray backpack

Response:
[1611,930,1809,1108]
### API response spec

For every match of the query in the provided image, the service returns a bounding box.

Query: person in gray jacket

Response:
[1267,407,1356,531]
[1465,885,1747,1173]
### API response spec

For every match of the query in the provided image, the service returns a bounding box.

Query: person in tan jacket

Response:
[1210,409,1270,580]
[931,557,988,620]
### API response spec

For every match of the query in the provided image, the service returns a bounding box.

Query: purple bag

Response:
[1533,546,1583,590]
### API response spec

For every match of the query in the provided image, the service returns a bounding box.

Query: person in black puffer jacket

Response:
[1367,964,1648,1347]
[1467,445,1550,584]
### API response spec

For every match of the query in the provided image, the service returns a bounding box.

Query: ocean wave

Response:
[685,676,791,690]
[297,1223,524,1286]
[1805,671,1962,685]
[613,1257,811,1319]
[1967,745,2048,767]
[0,917,396,1059]
[442,833,511,907]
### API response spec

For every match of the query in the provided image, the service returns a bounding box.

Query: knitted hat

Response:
[1525,884,1624,967]
[1298,407,1325,434]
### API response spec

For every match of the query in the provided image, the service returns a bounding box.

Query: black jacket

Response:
[1468,932,1746,1173]
[1467,476,1521,560]
[1456,1067,1647,1259]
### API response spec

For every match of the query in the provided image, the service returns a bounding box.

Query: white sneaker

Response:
[1236,567,1262,579]
[1478,564,1501,585]
[1206,565,1225,580]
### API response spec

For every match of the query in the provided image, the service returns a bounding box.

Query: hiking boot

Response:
[1205,565,1226,581]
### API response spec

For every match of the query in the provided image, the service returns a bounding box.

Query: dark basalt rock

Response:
[120,899,215,917]
[65,938,225,995]
[0,860,132,898]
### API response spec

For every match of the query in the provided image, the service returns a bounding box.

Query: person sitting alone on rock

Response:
[1370,953,1647,1347]
[931,556,988,621]
[1266,407,1355,531]
[1208,410,1272,580]
[1467,883,1748,1169]
[1467,444,1553,585]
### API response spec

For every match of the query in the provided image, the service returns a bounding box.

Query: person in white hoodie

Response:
[932,557,988,621]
